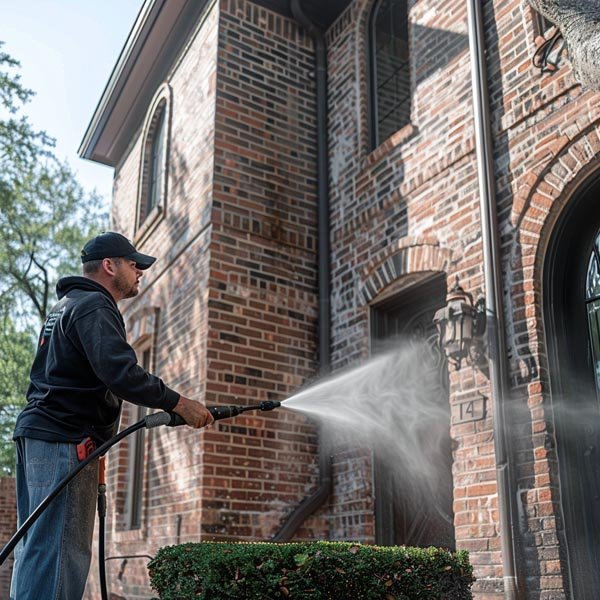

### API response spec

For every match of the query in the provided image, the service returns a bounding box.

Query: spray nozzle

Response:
[257,400,281,412]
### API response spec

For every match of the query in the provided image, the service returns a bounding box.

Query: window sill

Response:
[135,203,164,246]
[365,123,417,168]
[114,522,147,542]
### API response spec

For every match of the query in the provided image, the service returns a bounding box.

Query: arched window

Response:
[369,0,411,149]
[146,105,166,217]
[137,85,171,236]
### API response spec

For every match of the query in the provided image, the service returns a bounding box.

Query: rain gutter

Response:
[272,0,333,542]
[466,1,522,597]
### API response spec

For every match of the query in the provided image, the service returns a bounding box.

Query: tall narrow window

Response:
[147,106,166,219]
[136,84,171,236]
[370,0,411,149]
[124,346,151,529]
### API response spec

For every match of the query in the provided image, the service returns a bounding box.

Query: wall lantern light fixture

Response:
[433,278,486,370]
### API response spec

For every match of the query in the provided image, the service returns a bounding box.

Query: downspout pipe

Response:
[272,0,332,542]
[466,1,522,598]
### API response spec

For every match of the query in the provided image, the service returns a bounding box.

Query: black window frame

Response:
[369,0,411,150]
[124,343,152,530]
[146,105,167,221]
[135,84,172,241]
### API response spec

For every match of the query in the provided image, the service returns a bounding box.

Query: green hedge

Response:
[148,541,474,600]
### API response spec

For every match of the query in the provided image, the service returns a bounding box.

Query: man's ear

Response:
[101,258,117,277]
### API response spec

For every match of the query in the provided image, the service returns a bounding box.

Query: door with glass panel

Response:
[545,173,600,599]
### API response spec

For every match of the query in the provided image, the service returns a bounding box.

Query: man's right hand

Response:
[172,396,214,428]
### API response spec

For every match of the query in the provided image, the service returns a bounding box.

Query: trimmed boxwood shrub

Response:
[148,541,474,599]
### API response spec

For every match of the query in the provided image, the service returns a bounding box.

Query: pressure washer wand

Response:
[167,400,282,426]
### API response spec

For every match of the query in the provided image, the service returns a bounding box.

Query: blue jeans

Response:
[10,438,98,600]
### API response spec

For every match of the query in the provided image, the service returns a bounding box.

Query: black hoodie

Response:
[14,276,179,443]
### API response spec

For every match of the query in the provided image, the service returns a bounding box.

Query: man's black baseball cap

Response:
[81,232,156,270]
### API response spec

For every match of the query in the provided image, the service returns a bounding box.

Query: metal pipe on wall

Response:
[272,0,332,542]
[466,0,522,597]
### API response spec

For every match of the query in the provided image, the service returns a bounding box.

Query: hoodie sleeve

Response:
[67,304,180,411]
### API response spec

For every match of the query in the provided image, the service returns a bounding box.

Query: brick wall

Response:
[0,478,16,598]
[203,0,322,540]
[323,0,485,553]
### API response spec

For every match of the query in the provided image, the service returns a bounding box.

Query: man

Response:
[10,231,213,599]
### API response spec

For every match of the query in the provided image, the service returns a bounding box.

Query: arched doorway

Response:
[544,170,600,598]
[370,273,455,549]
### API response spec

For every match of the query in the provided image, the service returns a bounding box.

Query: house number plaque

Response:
[453,393,487,424]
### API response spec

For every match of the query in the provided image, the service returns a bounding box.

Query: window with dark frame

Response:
[138,100,167,229]
[125,346,151,530]
[370,0,411,149]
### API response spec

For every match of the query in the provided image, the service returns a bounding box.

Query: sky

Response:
[1,0,145,209]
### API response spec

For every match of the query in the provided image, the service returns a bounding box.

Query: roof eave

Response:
[78,0,162,165]
[79,0,208,166]
[79,0,352,166]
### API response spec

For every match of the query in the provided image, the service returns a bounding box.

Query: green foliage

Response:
[148,541,474,600]
[0,44,51,174]
[0,315,35,474]
[0,158,107,322]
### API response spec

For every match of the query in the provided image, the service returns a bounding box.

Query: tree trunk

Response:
[528,0,600,90]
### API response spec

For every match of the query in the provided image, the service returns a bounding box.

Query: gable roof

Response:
[79,0,352,166]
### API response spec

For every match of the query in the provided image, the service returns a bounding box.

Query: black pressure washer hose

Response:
[0,400,281,600]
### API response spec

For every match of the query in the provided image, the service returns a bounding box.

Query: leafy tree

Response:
[0,43,107,472]
[0,317,34,476]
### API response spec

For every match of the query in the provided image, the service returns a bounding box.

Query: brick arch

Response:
[509,123,600,299]
[359,237,452,304]
[512,122,600,245]
[511,125,600,598]
[505,123,600,386]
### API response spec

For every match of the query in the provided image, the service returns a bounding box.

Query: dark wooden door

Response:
[371,274,455,549]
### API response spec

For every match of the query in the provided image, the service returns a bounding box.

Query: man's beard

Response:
[114,273,139,298]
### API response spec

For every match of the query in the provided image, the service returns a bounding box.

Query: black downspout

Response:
[272,0,332,542]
